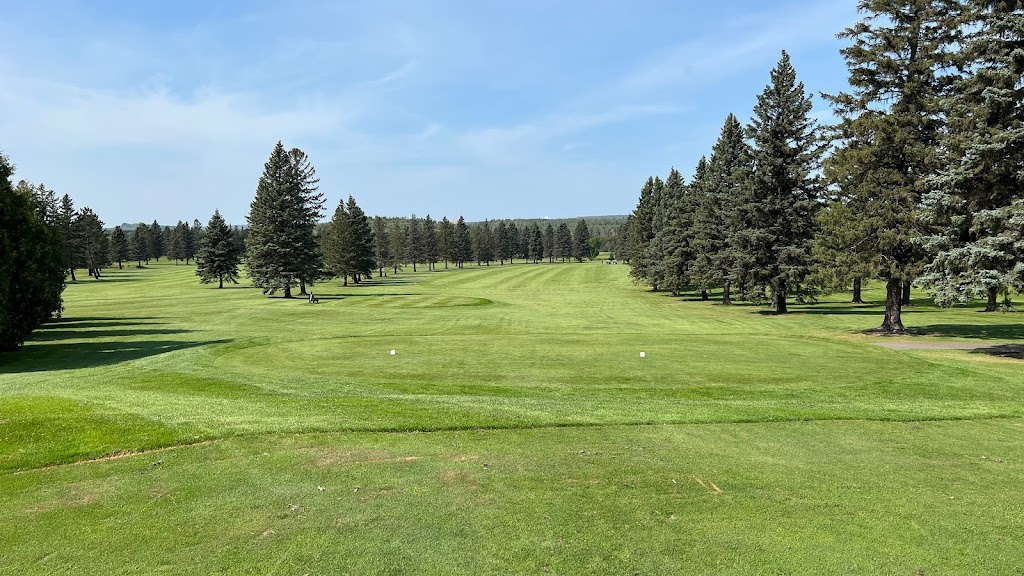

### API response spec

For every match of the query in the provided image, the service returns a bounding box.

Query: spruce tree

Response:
[627,177,663,285]
[438,216,455,269]
[530,224,544,263]
[130,225,149,267]
[289,148,324,294]
[653,166,695,296]
[246,141,308,297]
[474,220,495,265]
[171,221,187,263]
[573,219,591,262]
[149,220,164,261]
[423,215,439,270]
[196,210,240,288]
[372,216,391,277]
[823,1,959,331]
[495,221,510,264]
[389,221,407,274]
[345,196,376,283]
[72,208,107,278]
[737,51,823,314]
[108,225,129,269]
[555,222,573,263]
[543,223,555,263]
[57,194,81,281]
[922,1,1024,310]
[454,216,472,268]
[508,222,521,263]
[405,215,423,272]
[691,114,751,304]
[164,225,179,263]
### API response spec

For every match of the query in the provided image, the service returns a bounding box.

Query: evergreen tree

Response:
[192,219,204,265]
[56,194,81,281]
[246,141,309,298]
[691,114,751,304]
[72,208,106,278]
[196,210,240,288]
[345,196,375,283]
[372,216,391,277]
[182,221,195,264]
[543,223,556,263]
[736,51,823,313]
[389,221,407,274]
[474,220,495,265]
[922,1,1024,311]
[508,222,521,263]
[627,177,663,285]
[823,1,959,331]
[423,214,439,270]
[323,196,375,286]
[164,225,179,263]
[554,222,573,263]
[108,225,129,269]
[652,166,695,296]
[0,153,66,351]
[406,214,423,272]
[130,225,149,267]
[171,221,187,263]
[289,148,324,295]
[573,219,591,262]
[149,220,164,261]
[438,216,455,269]
[530,224,544,263]
[495,221,510,264]
[454,216,472,268]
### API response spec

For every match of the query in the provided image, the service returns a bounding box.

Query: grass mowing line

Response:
[10,414,1024,476]
[6,439,223,476]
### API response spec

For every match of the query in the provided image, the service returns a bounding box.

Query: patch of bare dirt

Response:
[313,448,420,467]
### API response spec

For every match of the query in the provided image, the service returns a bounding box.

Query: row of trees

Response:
[1,153,67,350]
[244,142,600,295]
[621,1,1024,333]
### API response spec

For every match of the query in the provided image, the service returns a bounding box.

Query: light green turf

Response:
[1,260,1022,574]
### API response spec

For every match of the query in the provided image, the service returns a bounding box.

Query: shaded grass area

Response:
[1,419,1021,575]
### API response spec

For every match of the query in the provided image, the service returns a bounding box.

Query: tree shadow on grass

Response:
[0,338,234,374]
[315,293,421,300]
[913,324,1024,340]
[757,305,931,316]
[969,344,1024,359]
[28,328,194,342]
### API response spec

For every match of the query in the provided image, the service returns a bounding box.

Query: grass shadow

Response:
[0,338,234,374]
[969,344,1024,359]
[28,328,194,342]
[914,324,1024,340]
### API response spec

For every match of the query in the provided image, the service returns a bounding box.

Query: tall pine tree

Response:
[737,51,823,314]
[196,210,240,288]
[823,0,959,331]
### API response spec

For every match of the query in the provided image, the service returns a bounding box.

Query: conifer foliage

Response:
[196,210,240,288]
[245,142,322,298]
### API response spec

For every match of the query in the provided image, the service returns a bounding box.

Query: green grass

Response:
[1,260,1023,574]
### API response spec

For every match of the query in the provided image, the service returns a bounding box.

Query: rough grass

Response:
[1,260,1022,574]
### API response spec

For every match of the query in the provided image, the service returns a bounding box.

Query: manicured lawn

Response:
[1,260,1022,574]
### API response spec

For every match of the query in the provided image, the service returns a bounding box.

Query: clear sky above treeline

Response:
[0,0,858,225]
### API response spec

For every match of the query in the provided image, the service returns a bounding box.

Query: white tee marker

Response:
[390,349,396,356]
[640,352,646,358]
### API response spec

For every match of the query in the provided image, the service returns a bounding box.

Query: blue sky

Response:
[0,1,860,225]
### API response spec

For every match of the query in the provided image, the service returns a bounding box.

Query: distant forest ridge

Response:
[115,214,628,238]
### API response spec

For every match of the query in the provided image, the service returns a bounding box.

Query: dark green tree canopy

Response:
[197,210,241,288]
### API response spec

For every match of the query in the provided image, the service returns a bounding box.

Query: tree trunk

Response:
[701,289,709,301]
[283,285,293,299]
[118,261,123,270]
[773,281,788,314]
[878,278,906,333]
[413,262,417,272]
[852,276,864,303]
[299,278,307,296]
[70,268,77,281]
[901,280,912,306]
[722,281,732,305]
[219,275,224,289]
[343,276,348,287]
[985,286,998,312]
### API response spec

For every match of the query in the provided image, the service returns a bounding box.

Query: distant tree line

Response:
[620,1,1024,334]
[243,142,601,296]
